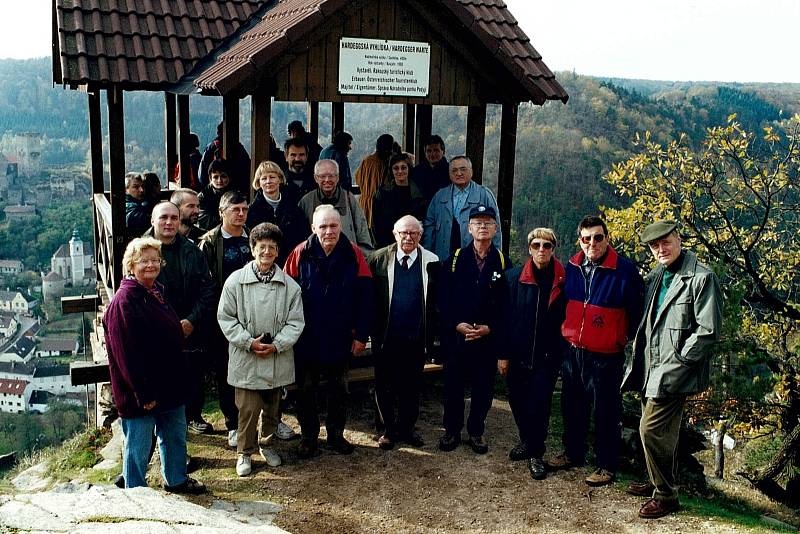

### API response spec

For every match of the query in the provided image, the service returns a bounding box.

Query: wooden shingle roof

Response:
[53,0,269,89]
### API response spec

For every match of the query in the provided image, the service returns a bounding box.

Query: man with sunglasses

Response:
[622,220,721,518]
[552,216,644,487]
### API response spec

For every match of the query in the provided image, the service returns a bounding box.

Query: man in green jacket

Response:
[622,220,722,519]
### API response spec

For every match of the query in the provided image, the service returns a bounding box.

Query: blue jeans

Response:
[121,405,188,488]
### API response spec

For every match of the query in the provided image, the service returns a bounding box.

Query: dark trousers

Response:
[507,359,559,458]
[185,349,209,423]
[641,396,685,502]
[295,359,349,440]
[212,334,238,431]
[375,337,426,439]
[443,337,497,438]
[561,346,624,471]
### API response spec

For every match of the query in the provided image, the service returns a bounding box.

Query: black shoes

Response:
[297,438,318,459]
[399,432,425,448]
[377,434,395,450]
[527,457,547,480]
[467,435,488,454]
[509,442,532,461]
[164,477,206,495]
[327,435,355,455]
[438,433,461,452]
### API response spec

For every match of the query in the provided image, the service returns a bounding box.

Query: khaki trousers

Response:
[235,387,281,455]
[640,396,685,502]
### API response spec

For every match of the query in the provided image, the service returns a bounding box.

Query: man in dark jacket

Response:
[198,121,251,193]
[413,134,450,204]
[147,201,216,434]
[284,205,372,458]
[368,215,439,450]
[622,220,722,519]
[438,205,510,455]
[499,227,566,480]
[170,188,205,243]
[125,172,152,237]
[198,159,233,231]
[283,137,317,197]
[553,215,645,487]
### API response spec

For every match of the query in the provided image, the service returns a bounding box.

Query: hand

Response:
[497,359,509,377]
[352,339,366,356]
[472,324,491,339]
[456,322,474,337]
[250,335,276,359]
[180,319,194,338]
[143,400,157,410]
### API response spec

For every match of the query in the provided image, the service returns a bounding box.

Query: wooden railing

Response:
[93,193,116,303]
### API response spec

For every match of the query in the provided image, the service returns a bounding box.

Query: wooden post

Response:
[222,95,241,191]
[307,102,320,143]
[251,91,272,200]
[415,104,432,161]
[403,104,416,154]
[164,93,177,182]
[331,102,344,140]
[177,94,190,187]
[107,86,126,291]
[497,102,518,258]
[466,104,487,184]
[87,91,104,194]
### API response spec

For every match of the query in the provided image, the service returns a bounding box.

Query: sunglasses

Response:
[579,234,606,245]
[530,241,554,250]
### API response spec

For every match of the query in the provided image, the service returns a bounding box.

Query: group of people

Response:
[106,123,722,521]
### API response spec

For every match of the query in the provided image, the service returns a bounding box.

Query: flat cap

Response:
[468,205,497,219]
[640,220,678,243]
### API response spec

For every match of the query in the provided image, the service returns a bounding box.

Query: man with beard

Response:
[170,188,205,242]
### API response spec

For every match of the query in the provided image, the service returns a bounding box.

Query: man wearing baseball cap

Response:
[622,220,722,519]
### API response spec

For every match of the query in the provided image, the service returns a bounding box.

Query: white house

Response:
[0,290,37,315]
[0,378,28,414]
[30,364,84,395]
[27,390,83,414]
[0,260,23,276]
[0,313,17,338]
[36,338,78,357]
[0,361,34,381]
[51,230,94,287]
[0,337,36,364]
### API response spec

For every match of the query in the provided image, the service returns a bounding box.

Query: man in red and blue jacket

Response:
[550,216,644,487]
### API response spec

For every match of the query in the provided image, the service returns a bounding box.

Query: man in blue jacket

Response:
[552,216,644,487]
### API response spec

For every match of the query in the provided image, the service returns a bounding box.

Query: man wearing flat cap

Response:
[437,205,510,454]
[622,220,722,519]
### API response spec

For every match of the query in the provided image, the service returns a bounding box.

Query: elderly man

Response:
[199,191,252,448]
[284,137,316,197]
[146,202,216,434]
[422,156,501,261]
[622,220,722,519]
[284,205,372,458]
[413,134,450,204]
[125,172,152,236]
[368,215,439,450]
[170,188,205,242]
[297,159,373,255]
[438,206,510,454]
[553,216,644,487]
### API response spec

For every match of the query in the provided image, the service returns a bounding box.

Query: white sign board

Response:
[338,37,430,97]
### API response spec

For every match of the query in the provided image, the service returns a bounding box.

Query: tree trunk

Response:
[714,420,727,479]
[738,423,800,505]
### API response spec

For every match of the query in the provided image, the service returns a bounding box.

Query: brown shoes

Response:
[585,468,615,487]
[547,452,582,470]
[627,481,656,497]
[638,498,680,519]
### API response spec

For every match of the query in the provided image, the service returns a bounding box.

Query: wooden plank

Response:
[164,92,177,178]
[107,86,126,291]
[415,104,432,159]
[177,94,191,187]
[332,102,345,138]
[87,91,104,194]
[307,102,319,141]
[360,0,379,38]
[497,102,518,258]
[70,360,110,386]
[307,37,326,103]
[251,91,271,201]
[288,51,308,101]
[403,104,416,153]
[425,43,442,105]
[222,95,242,191]
[324,30,340,102]
[376,0,395,37]
[466,104,487,183]
[439,47,454,106]
[61,294,101,315]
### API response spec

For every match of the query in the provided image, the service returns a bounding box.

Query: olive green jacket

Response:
[622,250,722,398]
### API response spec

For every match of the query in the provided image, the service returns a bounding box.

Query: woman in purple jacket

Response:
[103,236,204,494]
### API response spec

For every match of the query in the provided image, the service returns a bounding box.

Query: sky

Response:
[1,0,798,83]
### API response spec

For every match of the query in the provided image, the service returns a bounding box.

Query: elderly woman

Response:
[102,237,204,493]
[217,223,305,477]
[498,228,567,481]
[370,153,426,248]
[246,160,310,266]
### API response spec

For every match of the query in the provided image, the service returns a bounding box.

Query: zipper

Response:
[577,266,595,345]
[529,287,540,367]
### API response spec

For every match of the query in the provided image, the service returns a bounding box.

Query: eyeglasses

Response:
[469,221,496,228]
[579,234,605,245]
[396,230,420,237]
[316,173,338,180]
[134,259,163,266]
[530,241,554,250]
[451,166,471,174]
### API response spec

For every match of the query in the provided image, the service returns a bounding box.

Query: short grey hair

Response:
[125,172,143,189]
[312,204,341,223]
[449,155,472,169]
[170,188,198,207]
[122,236,161,276]
[314,159,339,175]
[393,215,423,233]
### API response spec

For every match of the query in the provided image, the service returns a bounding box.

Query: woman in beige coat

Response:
[218,223,305,477]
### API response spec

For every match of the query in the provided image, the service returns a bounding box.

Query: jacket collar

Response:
[569,245,620,269]
[520,257,565,285]
[238,261,288,285]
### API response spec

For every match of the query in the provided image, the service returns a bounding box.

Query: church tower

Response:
[69,229,85,285]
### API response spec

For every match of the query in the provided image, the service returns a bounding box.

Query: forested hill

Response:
[1,58,798,256]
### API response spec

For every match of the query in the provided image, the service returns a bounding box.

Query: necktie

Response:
[401,255,410,269]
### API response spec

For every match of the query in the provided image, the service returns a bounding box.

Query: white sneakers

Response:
[236,454,252,477]
[275,420,296,440]
[260,447,282,467]
[228,430,238,448]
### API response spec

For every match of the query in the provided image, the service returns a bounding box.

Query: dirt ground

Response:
[183,379,796,534]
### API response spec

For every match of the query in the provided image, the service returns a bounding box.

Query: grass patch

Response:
[681,489,797,532]
[36,426,114,485]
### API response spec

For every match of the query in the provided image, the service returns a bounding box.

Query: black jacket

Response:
[197,183,230,231]
[370,181,427,248]
[246,189,310,266]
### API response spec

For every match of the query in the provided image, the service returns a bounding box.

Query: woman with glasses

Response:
[102,237,205,494]
[498,228,567,481]
[370,153,427,248]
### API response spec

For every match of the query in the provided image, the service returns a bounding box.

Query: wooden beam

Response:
[415,104,432,161]
[61,294,101,314]
[177,94,190,187]
[70,360,110,386]
[497,103,518,258]
[307,102,319,142]
[164,93,177,181]
[87,91,104,194]
[331,102,345,141]
[466,104,487,184]
[403,104,416,154]
[222,95,242,191]
[107,86,126,291]
[251,91,271,200]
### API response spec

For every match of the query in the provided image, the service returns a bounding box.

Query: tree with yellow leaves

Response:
[603,114,800,505]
